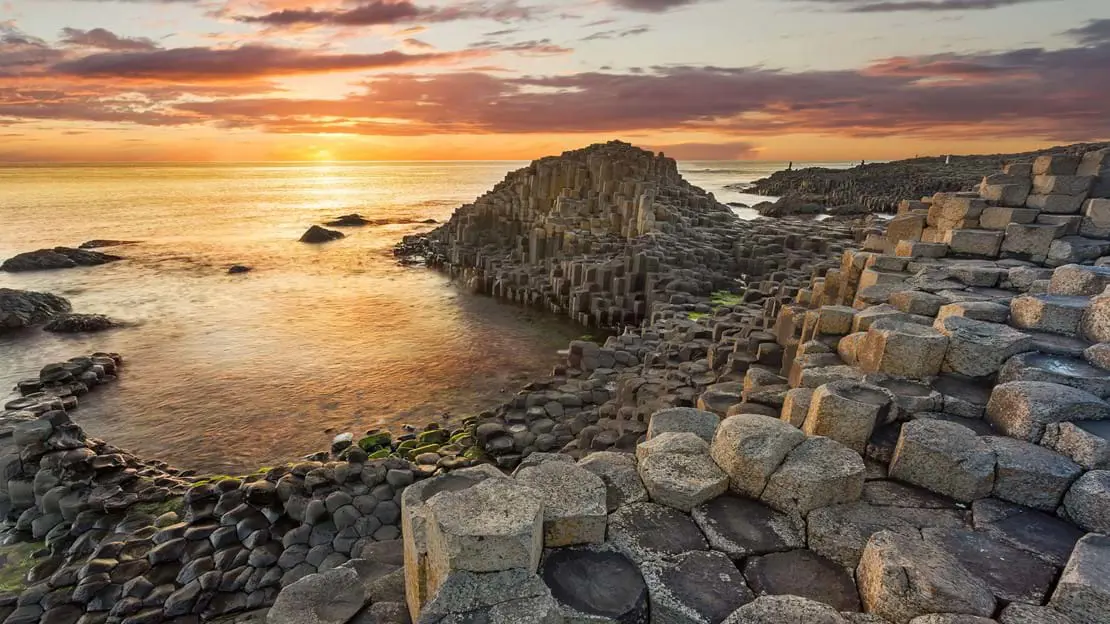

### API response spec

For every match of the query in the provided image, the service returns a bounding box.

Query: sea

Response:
[0,159,847,473]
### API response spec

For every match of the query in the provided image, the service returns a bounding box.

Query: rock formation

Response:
[42,313,117,333]
[4,142,1110,624]
[0,247,122,272]
[0,289,72,333]
[299,226,345,243]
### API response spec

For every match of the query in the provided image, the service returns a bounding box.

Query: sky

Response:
[0,0,1108,162]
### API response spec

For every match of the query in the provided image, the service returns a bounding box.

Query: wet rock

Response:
[43,314,116,333]
[539,545,648,624]
[0,289,72,333]
[299,226,345,244]
[607,502,708,564]
[1,247,122,272]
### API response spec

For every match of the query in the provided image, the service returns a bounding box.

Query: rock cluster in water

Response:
[299,226,345,244]
[3,142,1110,624]
[42,314,117,334]
[0,289,72,333]
[0,247,122,272]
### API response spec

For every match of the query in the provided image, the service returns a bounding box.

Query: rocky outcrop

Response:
[1,247,123,272]
[42,313,116,333]
[747,142,1110,215]
[0,288,71,333]
[299,226,345,243]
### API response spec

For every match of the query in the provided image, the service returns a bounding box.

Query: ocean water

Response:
[0,159,817,473]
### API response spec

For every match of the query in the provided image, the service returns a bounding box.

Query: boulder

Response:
[0,289,72,333]
[577,451,648,512]
[691,494,804,559]
[802,381,895,453]
[300,226,345,243]
[1050,533,1110,624]
[888,419,995,503]
[1062,470,1110,533]
[42,314,116,333]
[981,436,1082,511]
[1042,421,1110,470]
[515,461,607,547]
[856,530,996,624]
[985,381,1110,443]
[325,214,372,227]
[759,436,865,518]
[647,407,719,443]
[709,414,805,498]
[267,566,366,624]
[1,247,122,272]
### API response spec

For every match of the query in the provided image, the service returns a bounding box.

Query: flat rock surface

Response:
[641,550,753,624]
[742,549,861,612]
[607,502,708,563]
[540,546,648,623]
[691,494,804,559]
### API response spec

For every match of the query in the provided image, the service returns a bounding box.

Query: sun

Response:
[310,149,335,162]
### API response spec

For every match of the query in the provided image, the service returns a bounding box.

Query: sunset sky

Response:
[1,0,1108,162]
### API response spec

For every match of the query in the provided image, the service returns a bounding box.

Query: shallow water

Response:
[0,160,826,473]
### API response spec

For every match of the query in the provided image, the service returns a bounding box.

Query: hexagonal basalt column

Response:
[857,322,948,379]
[424,478,544,601]
[515,461,607,547]
[759,437,865,518]
[934,316,1035,378]
[709,414,805,498]
[888,419,995,503]
[802,381,895,454]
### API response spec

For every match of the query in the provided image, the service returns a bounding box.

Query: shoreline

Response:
[2,141,1110,624]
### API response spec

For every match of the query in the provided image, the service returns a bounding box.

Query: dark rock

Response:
[971,498,1084,567]
[691,495,804,559]
[78,240,135,249]
[741,549,861,612]
[299,226,345,243]
[0,289,72,333]
[540,546,648,624]
[324,214,371,227]
[227,265,252,274]
[922,526,1057,605]
[641,550,753,624]
[607,502,708,563]
[1,247,122,272]
[43,314,116,333]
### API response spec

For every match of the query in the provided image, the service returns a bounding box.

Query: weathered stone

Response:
[999,351,1110,399]
[760,436,865,518]
[986,381,1110,443]
[690,494,803,559]
[640,550,753,624]
[922,527,1056,605]
[857,530,995,624]
[802,381,894,453]
[742,549,861,612]
[1050,533,1110,624]
[1011,294,1089,335]
[723,596,848,624]
[934,316,1034,378]
[1081,288,1110,343]
[539,546,647,624]
[638,449,728,513]
[888,419,995,503]
[857,322,948,379]
[646,407,719,443]
[606,502,708,564]
[981,435,1082,511]
[1062,470,1110,533]
[998,604,1076,624]
[266,567,365,624]
[417,568,560,624]
[516,461,607,547]
[708,414,805,498]
[972,497,1084,568]
[577,452,647,513]
[1042,421,1110,470]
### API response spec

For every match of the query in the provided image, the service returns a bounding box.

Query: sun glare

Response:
[310,149,335,162]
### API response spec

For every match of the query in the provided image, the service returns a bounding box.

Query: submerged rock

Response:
[78,240,136,249]
[43,313,116,333]
[299,226,345,243]
[0,288,72,333]
[228,265,252,274]
[1,247,123,272]
[324,213,372,227]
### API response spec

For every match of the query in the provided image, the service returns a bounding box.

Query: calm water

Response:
[0,160,822,473]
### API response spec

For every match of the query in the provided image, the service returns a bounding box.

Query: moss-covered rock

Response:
[0,541,45,594]
[129,496,185,518]
[418,429,450,445]
[358,431,392,451]
[367,448,392,460]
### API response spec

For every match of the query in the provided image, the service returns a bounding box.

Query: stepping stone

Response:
[1049,264,1110,296]
[806,501,965,569]
[607,502,708,564]
[934,316,1034,378]
[921,527,1057,605]
[981,436,1082,511]
[709,414,804,498]
[577,451,648,512]
[638,449,728,513]
[857,322,948,379]
[742,549,861,612]
[1050,533,1110,624]
[641,550,753,624]
[971,498,1084,567]
[540,545,648,624]
[637,431,707,462]
[760,436,865,519]
[857,530,996,623]
[861,480,959,510]
[932,374,993,419]
[1010,294,1089,336]
[723,595,849,624]
[865,374,942,413]
[1062,470,1110,533]
[888,419,995,503]
[419,568,560,624]
[1042,420,1110,470]
[999,352,1110,399]
[647,407,719,443]
[516,461,607,547]
[998,604,1076,624]
[986,381,1110,443]
[691,495,803,559]
[802,381,895,453]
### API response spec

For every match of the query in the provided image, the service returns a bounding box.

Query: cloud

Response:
[800,0,1050,11]
[469,38,572,56]
[0,26,67,75]
[50,45,484,81]
[235,0,538,27]
[1067,19,1110,45]
[581,26,650,41]
[59,27,159,51]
